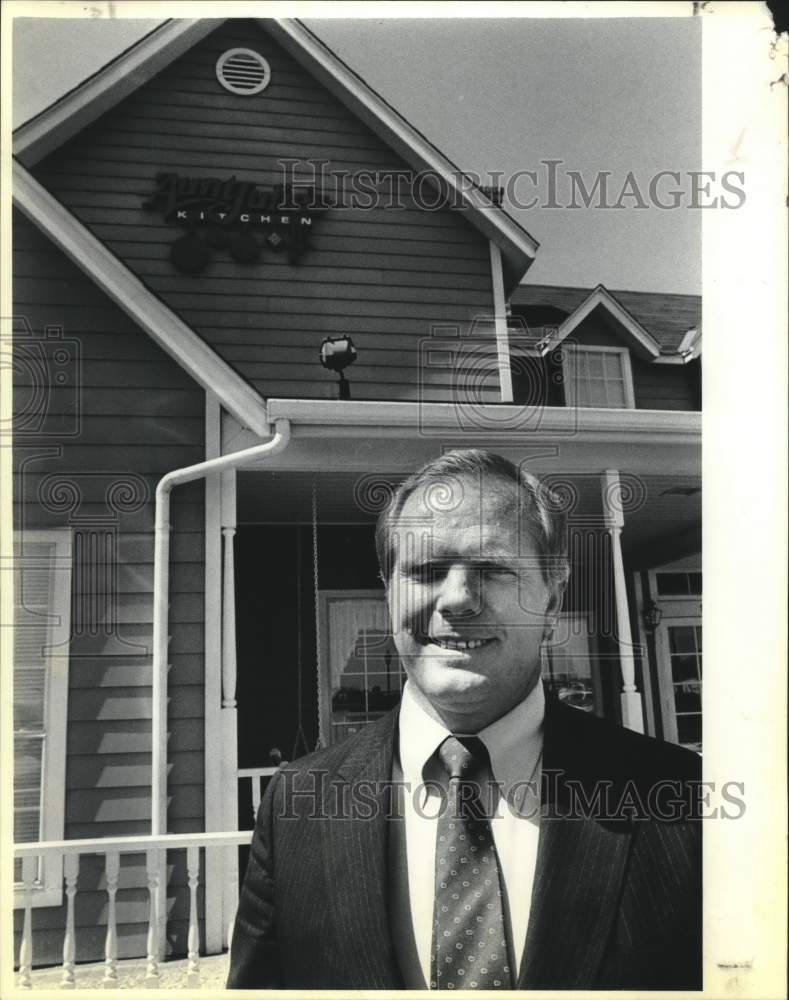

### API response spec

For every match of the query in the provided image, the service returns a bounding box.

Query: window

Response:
[541,614,601,714]
[13,529,72,907]
[563,345,635,409]
[656,571,702,597]
[648,562,702,753]
[318,591,404,745]
[667,624,702,752]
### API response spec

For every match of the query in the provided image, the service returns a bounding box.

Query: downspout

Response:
[151,418,292,835]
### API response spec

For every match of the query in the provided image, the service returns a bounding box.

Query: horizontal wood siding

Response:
[568,319,700,411]
[32,19,498,404]
[13,213,205,964]
[629,356,700,411]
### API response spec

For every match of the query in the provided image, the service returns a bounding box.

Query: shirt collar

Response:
[397,679,545,793]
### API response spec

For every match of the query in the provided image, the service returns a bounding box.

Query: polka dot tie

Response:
[430,736,513,991]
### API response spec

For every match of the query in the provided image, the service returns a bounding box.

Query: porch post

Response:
[220,469,239,948]
[489,241,514,403]
[203,393,224,953]
[602,469,644,733]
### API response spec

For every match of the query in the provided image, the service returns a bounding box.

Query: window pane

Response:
[542,620,597,714]
[656,572,691,595]
[669,625,696,654]
[676,713,702,748]
[14,736,43,793]
[588,379,608,406]
[606,381,626,406]
[587,354,604,377]
[327,598,404,743]
[671,654,700,684]
[673,681,701,712]
[13,737,42,868]
[14,667,46,728]
[604,353,624,377]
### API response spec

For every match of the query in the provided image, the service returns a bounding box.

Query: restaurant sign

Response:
[142,172,326,273]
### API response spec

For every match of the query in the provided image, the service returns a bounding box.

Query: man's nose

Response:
[434,565,482,617]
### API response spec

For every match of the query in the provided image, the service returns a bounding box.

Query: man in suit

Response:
[228,449,701,990]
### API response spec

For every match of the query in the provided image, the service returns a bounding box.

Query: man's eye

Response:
[483,566,517,579]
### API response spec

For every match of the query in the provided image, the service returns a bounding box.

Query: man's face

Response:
[387,474,560,732]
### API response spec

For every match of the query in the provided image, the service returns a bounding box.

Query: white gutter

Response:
[151,419,291,835]
[265,398,701,442]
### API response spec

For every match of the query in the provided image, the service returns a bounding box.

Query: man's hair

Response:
[374,449,570,597]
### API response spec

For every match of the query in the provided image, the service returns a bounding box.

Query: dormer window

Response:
[562,345,635,409]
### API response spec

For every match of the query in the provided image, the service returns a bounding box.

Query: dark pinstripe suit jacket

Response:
[228,695,702,990]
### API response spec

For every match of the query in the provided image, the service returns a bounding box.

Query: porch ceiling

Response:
[236,470,702,562]
[620,474,701,566]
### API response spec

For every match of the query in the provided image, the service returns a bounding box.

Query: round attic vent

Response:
[215,48,271,96]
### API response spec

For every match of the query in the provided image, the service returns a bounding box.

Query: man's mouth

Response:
[426,636,495,652]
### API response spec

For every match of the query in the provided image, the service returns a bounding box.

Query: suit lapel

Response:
[518,700,634,989]
[320,711,404,988]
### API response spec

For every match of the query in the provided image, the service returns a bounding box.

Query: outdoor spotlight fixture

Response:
[319,335,357,400]
[642,599,663,633]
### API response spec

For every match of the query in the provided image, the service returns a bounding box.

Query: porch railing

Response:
[237,766,280,826]
[13,831,252,990]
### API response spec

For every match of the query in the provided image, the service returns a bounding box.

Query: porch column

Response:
[203,393,223,953]
[220,469,239,948]
[602,469,644,733]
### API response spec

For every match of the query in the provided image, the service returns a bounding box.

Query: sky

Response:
[11,12,701,294]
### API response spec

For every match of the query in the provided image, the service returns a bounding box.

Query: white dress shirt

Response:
[395,680,544,985]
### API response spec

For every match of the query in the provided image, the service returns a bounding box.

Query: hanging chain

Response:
[312,479,326,749]
[290,528,308,761]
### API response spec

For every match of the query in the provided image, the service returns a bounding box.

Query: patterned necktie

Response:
[430,735,513,990]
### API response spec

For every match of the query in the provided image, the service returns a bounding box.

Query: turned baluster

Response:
[18,855,36,989]
[102,851,120,988]
[144,849,160,988]
[61,854,78,988]
[186,846,201,987]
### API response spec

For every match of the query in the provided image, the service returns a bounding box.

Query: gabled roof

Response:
[509,282,701,362]
[13,17,538,291]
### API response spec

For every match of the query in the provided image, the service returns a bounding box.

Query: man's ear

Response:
[545,581,566,622]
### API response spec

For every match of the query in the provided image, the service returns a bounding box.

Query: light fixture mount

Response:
[319,336,357,400]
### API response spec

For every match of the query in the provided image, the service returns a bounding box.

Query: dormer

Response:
[508,283,701,411]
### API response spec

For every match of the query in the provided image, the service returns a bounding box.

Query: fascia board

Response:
[13,19,225,166]
[554,287,661,359]
[13,161,270,438]
[263,18,539,284]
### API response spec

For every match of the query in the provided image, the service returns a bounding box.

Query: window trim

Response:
[562,344,636,410]
[653,616,702,751]
[13,528,72,909]
[646,560,702,751]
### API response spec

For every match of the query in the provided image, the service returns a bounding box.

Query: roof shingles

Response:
[510,283,700,352]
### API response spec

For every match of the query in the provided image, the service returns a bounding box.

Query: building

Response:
[10,16,700,978]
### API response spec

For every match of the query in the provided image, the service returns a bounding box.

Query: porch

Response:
[21,952,230,991]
